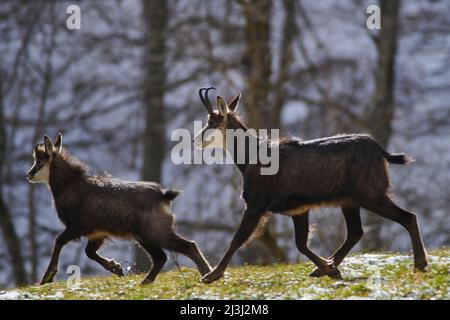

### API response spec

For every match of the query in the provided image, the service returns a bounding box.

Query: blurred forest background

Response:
[0,0,449,288]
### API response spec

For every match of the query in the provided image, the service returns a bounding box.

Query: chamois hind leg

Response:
[85,238,124,277]
[148,204,211,277]
[361,195,428,271]
[162,233,211,276]
[310,206,364,277]
[139,243,167,285]
[292,212,341,279]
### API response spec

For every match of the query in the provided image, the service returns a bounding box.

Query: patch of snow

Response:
[307,285,332,294]
[0,290,21,300]
[298,293,319,300]
[294,284,334,299]
[429,255,450,264]
[345,296,373,300]
[44,292,65,299]
[344,253,411,267]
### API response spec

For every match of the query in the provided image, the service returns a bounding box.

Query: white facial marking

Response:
[27,150,51,184]
[29,161,50,183]
[193,127,225,149]
[193,126,206,149]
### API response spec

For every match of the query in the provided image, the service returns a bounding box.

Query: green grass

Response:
[1,248,448,300]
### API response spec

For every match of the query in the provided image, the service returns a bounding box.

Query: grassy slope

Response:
[1,248,448,300]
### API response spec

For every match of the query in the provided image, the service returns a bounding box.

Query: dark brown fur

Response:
[196,90,428,283]
[27,135,211,285]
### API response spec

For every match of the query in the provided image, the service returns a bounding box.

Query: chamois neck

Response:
[48,151,87,199]
[226,117,266,174]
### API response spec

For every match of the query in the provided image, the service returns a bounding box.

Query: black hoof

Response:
[40,270,57,285]
[109,261,124,277]
[414,260,428,272]
[140,278,155,286]
[309,269,325,277]
[201,270,223,284]
[328,268,342,279]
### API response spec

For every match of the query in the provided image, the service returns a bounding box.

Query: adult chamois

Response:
[193,87,427,284]
[26,133,211,285]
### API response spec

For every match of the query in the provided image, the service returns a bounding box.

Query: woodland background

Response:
[0,0,449,287]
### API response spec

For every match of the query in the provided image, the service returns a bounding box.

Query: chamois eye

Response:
[37,153,47,161]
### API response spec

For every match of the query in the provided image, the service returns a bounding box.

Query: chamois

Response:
[26,133,211,285]
[193,87,428,284]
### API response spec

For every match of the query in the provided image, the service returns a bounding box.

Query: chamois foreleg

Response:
[40,229,74,285]
[202,208,265,284]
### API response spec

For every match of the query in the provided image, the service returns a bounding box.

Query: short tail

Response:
[384,152,415,165]
[161,188,182,202]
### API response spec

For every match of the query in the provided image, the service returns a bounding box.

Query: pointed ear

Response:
[43,135,54,156]
[54,132,63,154]
[227,91,241,112]
[217,96,228,119]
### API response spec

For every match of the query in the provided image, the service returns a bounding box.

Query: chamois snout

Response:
[26,169,34,181]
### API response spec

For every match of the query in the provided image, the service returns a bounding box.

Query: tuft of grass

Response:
[1,248,448,300]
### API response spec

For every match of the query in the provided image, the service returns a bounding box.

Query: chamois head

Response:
[193,87,242,149]
[26,133,63,183]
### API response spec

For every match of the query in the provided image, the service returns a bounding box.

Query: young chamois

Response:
[193,87,428,284]
[26,133,211,285]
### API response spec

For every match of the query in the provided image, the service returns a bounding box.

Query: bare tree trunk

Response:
[239,0,287,263]
[241,0,272,130]
[0,74,27,286]
[134,0,169,272]
[273,0,296,130]
[363,0,400,249]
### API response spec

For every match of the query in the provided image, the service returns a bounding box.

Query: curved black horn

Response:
[199,86,216,114]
